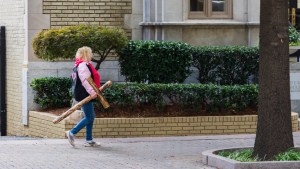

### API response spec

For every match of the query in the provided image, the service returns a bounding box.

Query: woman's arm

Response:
[77,62,97,97]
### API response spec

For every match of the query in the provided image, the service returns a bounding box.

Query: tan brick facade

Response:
[0,1,28,136]
[0,0,297,140]
[28,111,299,138]
[43,0,132,37]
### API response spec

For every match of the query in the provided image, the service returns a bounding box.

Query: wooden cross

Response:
[86,77,110,109]
[53,79,112,124]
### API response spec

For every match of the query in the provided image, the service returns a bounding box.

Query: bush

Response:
[118,41,259,85]
[192,46,259,85]
[30,77,72,108]
[31,77,258,113]
[103,83,258,112]
[118,40,193,83]
[289,26,300,45]
[32,24,128,69]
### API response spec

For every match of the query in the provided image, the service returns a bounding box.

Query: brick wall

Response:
[28,111,299,138]
[43,0,132,37]
[29,112,65,138]
[0,0,27,136]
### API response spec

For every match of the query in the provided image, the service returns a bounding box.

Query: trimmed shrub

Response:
[103,83,258,112]
[118,42,258,85]
[118,40,193,83]
[289,26,300,45]
[31,77,258,113]
[30,77,72,108]
[32,24,128,69]
[192,46,259,85]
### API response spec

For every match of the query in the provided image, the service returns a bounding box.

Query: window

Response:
[189,0,232,19]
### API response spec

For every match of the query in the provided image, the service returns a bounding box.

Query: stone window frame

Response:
[188,0,233,19]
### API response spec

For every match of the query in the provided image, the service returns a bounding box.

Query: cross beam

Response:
[52,79,112,124]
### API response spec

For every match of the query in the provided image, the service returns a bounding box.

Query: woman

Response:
[66,46,100,147]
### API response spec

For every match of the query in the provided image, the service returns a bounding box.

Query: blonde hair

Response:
[76,46,93,62]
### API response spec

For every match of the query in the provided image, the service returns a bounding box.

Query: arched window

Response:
[189,0,232,19]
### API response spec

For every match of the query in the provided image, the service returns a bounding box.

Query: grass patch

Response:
[218,148,300,162]
[275,149,300,161]
[218,149,258,162]
[289,42,300,46]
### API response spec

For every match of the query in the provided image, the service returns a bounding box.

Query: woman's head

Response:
[76,46,93,61]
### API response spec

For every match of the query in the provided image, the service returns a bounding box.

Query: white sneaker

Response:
[84,140,100,147]
[66,131,75,147]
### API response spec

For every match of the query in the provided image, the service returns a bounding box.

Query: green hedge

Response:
[103,83,258,112]
[30,77,72,108]
[118,41,259,85]
[118,40,193,83]
[192,46,259,85]
[31,77,258,112]
[289,26,300,45]
[32,24,128,69]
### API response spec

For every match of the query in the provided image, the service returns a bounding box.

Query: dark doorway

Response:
[0,26,6,136]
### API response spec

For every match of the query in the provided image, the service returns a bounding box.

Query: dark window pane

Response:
[190,0,204,12]
[212,0,225,12]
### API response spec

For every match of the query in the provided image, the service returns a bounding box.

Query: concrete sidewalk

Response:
[1,132,300,169]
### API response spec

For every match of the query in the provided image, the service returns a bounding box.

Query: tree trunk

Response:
[253,0,294,160]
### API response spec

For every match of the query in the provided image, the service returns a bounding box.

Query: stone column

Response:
[143,0,151,40]
[131,0,143,40]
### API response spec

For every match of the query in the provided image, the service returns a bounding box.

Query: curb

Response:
[202,147,300,169]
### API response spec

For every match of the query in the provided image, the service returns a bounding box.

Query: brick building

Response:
[0,0,261,137]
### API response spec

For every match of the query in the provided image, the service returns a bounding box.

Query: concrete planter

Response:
[290,46,300,62]
[27,111,299,139]
[289,46,300,54]
[202,147,300,169]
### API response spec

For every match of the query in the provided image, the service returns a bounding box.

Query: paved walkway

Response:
[1,132,300,169]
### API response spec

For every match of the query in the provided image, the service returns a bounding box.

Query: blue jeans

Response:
[71,101,95,141]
